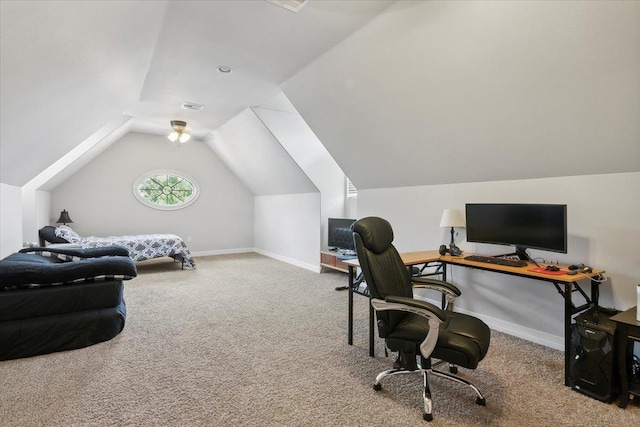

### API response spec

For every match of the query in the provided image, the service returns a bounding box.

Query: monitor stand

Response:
[497,246,531,261]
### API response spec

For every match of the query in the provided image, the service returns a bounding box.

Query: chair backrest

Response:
[352,217,413,336]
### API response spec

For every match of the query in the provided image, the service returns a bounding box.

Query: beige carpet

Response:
[1,253,639,426]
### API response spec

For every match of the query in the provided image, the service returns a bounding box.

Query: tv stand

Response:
[320,251,356,274]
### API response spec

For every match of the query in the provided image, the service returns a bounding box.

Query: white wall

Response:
[19,188,50,244]
[358,172,640,349]
[252,93,348,251]
[0,183,22,257]
[254,193,321,272]
[35,190,50,239]
[49,132,254,254]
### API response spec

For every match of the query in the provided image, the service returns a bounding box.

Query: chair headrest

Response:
[352,217,394,254]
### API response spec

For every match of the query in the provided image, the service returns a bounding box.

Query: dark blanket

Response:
[1,247,136,289]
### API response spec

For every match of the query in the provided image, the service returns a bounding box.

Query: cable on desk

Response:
[581,273,608,283]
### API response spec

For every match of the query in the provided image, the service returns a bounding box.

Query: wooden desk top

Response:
[344,250,605,284]
[440,254,605,283]
[343,250,440,268]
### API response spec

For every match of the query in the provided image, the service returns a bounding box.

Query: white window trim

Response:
[133,169,200,210]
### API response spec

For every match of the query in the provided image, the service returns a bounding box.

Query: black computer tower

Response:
[569,309,619,402]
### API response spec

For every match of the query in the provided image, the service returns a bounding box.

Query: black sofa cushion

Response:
[1,248,136,289]
[0,247,134,360]
[0,280,124,322]
[0,302,126,361]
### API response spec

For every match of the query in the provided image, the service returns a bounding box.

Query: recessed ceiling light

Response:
[217,66,232,74]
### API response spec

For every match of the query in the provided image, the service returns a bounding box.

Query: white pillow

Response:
[54,225,82,244]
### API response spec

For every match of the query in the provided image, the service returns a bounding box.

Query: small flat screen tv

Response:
[465,204,567,260]
[328,218,356,251]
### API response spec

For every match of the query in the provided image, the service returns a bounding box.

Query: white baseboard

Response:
[190,248,254,257]
[253,248,321,273]
[415,296,564,351]
[190,248,321,273]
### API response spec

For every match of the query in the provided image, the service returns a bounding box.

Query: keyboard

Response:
[463,255,528,268]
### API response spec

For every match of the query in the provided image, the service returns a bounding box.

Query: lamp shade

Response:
[440,209,465,228]
[56,209,73,225]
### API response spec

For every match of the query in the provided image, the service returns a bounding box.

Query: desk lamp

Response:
[440,209,465,256]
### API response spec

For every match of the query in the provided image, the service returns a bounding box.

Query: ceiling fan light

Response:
[179,132,191,143]
[168,131,179,142]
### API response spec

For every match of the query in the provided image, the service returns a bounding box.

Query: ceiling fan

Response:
[167,120,190,144]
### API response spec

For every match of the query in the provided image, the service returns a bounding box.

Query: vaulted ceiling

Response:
[0,0,393,187]
[2,1,639,191]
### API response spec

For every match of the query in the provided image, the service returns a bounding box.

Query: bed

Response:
[38,225,196,269]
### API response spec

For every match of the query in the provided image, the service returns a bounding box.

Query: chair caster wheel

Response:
[373,383,382,391]
[449,365,458,374]
[476,397,486,406]
[423,413,433,422]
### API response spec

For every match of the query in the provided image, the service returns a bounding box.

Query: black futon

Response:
[0,246,136,360]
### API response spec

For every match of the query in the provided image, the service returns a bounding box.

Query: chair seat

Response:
[386,311,490,369]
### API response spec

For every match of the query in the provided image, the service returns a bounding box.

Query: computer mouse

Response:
[545,265,559,272]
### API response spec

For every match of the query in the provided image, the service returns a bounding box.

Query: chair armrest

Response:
[411,277,461,310]
[371,296,445,359]
[411,277,461,296]
[383,295,447,321]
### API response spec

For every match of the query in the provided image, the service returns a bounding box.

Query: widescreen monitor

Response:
[465,203,567,259]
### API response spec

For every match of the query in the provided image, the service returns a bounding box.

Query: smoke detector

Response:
[266,0,309,13]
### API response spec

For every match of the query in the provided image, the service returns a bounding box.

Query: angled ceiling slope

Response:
[0,0,166,187]
[1,0,395,189]
[210,108,317,196]
[283,1,640,190]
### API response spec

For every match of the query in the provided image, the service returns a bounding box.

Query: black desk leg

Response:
[348,265,354,346]
[564,282,572,386]
[369,301,375,357]
[591,277,600,308]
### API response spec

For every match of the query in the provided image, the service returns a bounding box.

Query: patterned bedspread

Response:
[79,234,196,269]
[53,225,196,269]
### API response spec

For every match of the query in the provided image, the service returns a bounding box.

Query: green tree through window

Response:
[133,171,199,210]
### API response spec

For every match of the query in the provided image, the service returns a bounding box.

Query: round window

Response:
[133,170,200,210]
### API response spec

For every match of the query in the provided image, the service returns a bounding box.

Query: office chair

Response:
[352,217,491,422]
